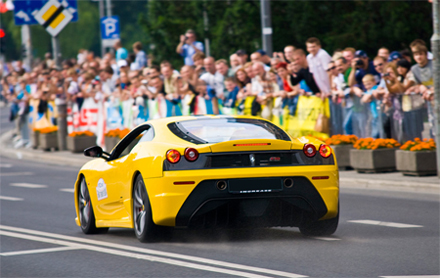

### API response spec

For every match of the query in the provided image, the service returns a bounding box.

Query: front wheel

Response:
[78,177,108,234]
[133,174,158,242]
[299,207,339,237]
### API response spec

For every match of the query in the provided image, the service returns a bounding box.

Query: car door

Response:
[95,125,152,223]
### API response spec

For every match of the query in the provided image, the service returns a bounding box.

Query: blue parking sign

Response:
[14,0,78,26]
[100,16,120,40]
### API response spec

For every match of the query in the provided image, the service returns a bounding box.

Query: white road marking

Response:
[380,276,440,278]
[0,164,12,168]
[59,188,74,193]
[312,237,341,241]
[0,246,80,256]
[0,172,33,177]
[0,229,277,278]
[348,220,423,228]
[0,196,23,201]
[10,183,47,189]
[0,225,307,278]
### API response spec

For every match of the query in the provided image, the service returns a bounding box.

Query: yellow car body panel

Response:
[74,115,339,232]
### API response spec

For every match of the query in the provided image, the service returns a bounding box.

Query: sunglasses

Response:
[326,66,336,72]
[374,63,383,68]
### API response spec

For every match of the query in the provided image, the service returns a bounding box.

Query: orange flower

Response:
[325,134,358,145]
[400,139,436,152]
[354,138,401,150]
[68,130,95,137]
[36,126,58,134]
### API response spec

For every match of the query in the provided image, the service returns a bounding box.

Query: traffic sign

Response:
[34,0,73,37]
[100,16,120,47]
[14,0,78,26]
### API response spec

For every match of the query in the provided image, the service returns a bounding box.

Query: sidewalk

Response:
[1,129,439,193]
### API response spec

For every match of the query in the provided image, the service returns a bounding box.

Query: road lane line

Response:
[0,172,33,177]
[0,196,23,201]
[312,237,341,241]
[380,276,440,278]
[0,225,307,278]
[348,220,423,228]
[10,183,48,189]
[59,188,74,193]
[0,230,274,278]
[0,246,80,256]
[0,164,12,168]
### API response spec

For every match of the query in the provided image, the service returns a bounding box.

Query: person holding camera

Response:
[176,29,204,66]
[348,50,380,90]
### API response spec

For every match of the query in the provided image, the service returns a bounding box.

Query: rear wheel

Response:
[78,177,108,234]
[133,174,158,242]
[299,207,339,237]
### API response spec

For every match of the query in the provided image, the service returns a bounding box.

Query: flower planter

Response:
[350,148,396,173]
[395,150,437,176]
[67,136,97,153]
[330,144,353,170]
[39,132,58,151]
[31,131,39,149]
[105,136,120,152]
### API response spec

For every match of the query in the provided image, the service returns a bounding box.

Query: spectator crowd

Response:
[1,29,435,150]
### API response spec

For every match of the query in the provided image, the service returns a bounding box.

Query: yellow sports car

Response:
[75,115,339,242]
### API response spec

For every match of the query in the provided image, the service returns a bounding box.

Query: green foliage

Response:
[1,0,433,65]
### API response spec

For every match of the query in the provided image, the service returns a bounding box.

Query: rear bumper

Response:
[144,166,338,227]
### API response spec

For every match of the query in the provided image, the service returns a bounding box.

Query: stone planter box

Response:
[350,148,396,173]
[396,150,437,176]
[67,136,97,153]
[39,132,58,151]
[105,136,120,152]
[330,144,353,170]
[31,131,39,149]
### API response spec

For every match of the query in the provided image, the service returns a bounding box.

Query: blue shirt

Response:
[365,85,378,118]
[134,50,147,69]
[116,47,128,61]
[180,42,204,66]
[223,86,239,108]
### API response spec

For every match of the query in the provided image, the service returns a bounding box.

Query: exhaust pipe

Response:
[284,178,293,188]
[216,180,227,190]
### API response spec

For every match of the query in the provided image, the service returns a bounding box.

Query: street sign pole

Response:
[260,0,273,56]
[99,0,105,56]
[431,0,440,178]
[51,36,61,68]
[21,25,32,69]
[105,0,111,16]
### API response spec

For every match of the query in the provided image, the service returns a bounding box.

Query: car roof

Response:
[141,115,264,127]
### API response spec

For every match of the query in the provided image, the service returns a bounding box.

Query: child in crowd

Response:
[223,77,239,109]
[360,74,381,138]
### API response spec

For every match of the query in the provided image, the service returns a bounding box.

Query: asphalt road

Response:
[0,155,439,278]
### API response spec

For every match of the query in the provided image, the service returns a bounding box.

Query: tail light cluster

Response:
[166,148,199,164]
[303,144,332,158]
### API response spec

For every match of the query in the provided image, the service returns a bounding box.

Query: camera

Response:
[355,60,364,67]
[141,80,148,85]
[383,73,390,77]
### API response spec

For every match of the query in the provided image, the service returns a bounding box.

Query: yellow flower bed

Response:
[325,135,358,145]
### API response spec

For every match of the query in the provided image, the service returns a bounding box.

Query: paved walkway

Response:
[1,130,438,193]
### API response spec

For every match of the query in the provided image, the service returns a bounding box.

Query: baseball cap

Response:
[388,51,403,62]
[354,50,368,58]
[256,49,267,56]
[117,59,128,68]
[236,49,247,56]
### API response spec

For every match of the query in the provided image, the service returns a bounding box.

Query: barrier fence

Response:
[28,94,435,151]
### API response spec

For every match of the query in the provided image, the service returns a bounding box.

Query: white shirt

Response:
[200,71,224,97]
[307,48,332,94]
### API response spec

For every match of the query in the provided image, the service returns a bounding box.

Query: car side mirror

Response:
[84,146,110,160]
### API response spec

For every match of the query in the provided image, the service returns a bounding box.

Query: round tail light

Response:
[319,144,332,158]
[303,144,317,157]
[166,149,181,163]
[184,148,199,162]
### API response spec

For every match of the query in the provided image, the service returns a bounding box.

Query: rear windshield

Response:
[168,118,290,144]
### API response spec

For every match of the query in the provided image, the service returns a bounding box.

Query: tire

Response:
[133,174,158,242]
[299,207,339,237]
[78,177,108,234]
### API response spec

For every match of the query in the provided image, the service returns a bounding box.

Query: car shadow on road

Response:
[105,227,320,243]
